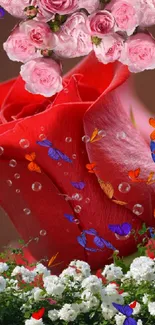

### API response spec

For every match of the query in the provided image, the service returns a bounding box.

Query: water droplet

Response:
[115,233,130,241]
[64,172,69,176]
[74,219,80,224]
[40,126,45,132]
[72,193,83,201]
[82,135,90,143]
[66,229,70,233]
[34,237,39,243]
[118,182,131,193]
[85,197,90,204]
[32,182,42,192]
[72,154,77,159]
[6,180,12,187]
[39,134,46,141]
[133,204,144,216]
[19,139,30,149]
[64,87,69,93]
[74,205,82,213]
[65,137,72,143]
[40,229,47,236]
[16,189,20,193]
[116,131,126,140]
[9,159,17,167]
[0,146,4,156]
[23,208,31,215]
[65,195,72,201]
[98,129,106,138]
[14,173,20,179]
[57,162,62,166]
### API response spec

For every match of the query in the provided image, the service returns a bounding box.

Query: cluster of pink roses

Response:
[2,0,155,96]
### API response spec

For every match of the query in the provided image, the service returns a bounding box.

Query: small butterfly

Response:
[71,181,85,190]
[149,117,155,140]
[86,162,97,173]
[90,128,103,143]
[98,179,114,199]
[64,213,77,223]
[150,140,155,163]
[112,303,137,325]
[147,171,155,184]
[48,252,63,268]
[37,139,72,163]
[25,152,41,173]
[112,200,127,206]
[32,307,45,320]
[108,223,132,237]
[128,168,141,181]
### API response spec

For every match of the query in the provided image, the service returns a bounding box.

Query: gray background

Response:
[0,14,155,250]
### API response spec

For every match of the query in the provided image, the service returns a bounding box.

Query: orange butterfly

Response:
[48,252,63,268]
[86,162,97,173]
[90,128,103,143]
[25,152,41,173]
[128,168,141,181]
[149,118,155,140]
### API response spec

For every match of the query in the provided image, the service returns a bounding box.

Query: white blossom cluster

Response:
[1,257,155,324]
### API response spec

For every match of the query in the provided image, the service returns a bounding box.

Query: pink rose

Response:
[78,0,100,13]
[138,0,155,27]
[120,33,155,72]
[3,29,39,63]
[93,34,124,64]
[39,0,78,14]
[106,0,141,36]
[87,10,115,37]
[20,58,63,97]
[19,20,55,50]
[0,0,29,17]
[54,12,92,58]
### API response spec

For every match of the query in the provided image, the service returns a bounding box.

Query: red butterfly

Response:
[32,307,45,320]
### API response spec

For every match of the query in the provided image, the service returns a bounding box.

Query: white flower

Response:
[137,320,143,325]
[33,288,44,301]
[142,294,149,304]
[60,260,90,283]
[101,304,117,320]
[69,260,91,277]
[78,301,90,313]
[115,314,126,325]
[12,266,21,276]
[148,301,155,315]
[35,263,50,277]
[0,276,6,292]
[81,275,102,294]
[11,266,36,283]
[101,283,124,320]
[25,318,45,325]
[0,262,9,273]
[59,303,79,322]
[132,301,141,315]
[43,275,65,297]
[48,309,59,321]
[102,264,123,281]
[130,257,155,282]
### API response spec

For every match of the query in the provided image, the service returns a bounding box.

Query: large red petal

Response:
[84,88,155,226]
[0,78,16,108]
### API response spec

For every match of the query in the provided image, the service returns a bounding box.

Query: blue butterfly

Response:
[150,141,155,162]
[112,303,137,325]
[64,214,75,223]
[77,229,116,252]
[108,223,132,237]
[149,227,155,239]
[71,181,85,190]
[94,236,116,250]
[0,7,5,18]
[37,139,72,163]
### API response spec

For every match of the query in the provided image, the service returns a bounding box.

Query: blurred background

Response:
[0,13,155,251]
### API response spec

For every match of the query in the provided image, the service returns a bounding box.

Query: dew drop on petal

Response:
[116,131,126,140]
[9,159,17,167]
[19,139,30,149]
[14,173,20,179]
[74,205,82,213]
[16,189,20,193]
[133,204,144,216]
[72,154,77,159]
[34,237,39,243]
[0,146,4,156]
[82,135,90,143]
[57,162,62,166]
[32,182,42,192]
[118,182,131,193]
[40,126,45,132]
[74,219,80,224]
[85,197,90,204]
[72,193,83,201]
[65,137,72,143]
[40,229,47,236]
[23,208,31,215]
[6,180,12,187]
[98,129,106,138]
[39,134,47,141]
[64,172,69,176]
